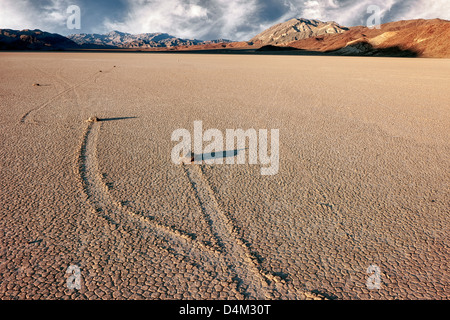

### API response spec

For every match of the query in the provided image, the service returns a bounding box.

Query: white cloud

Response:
[0,0,72,32]
[292,0,449,26]
[397,0,450,21]
[292,0,398,25]
[303,0,322,19]
[0,0,35,30]
[104,0,260,40]
[213,0,259,39]
[103,0,211,38]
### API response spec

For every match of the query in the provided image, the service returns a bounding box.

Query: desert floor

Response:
[0,52,448,300]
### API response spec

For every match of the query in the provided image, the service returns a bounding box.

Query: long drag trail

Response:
[183,164,272,299]
[77,120,278,298]
[77,122,227,267]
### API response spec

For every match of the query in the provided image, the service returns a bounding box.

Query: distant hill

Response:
[0,29,79,50]
[0,28,232,50]
[152,18,450,58]
[68,31,232,48]
[286,19,450,58]
[2,18,449,58]
[250,18,348,45]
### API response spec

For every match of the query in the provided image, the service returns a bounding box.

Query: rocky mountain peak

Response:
[250,18,349,45]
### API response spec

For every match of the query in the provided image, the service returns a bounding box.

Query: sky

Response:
[0,0,449,40]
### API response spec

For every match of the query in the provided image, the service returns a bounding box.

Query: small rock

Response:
[179,152,195,164]
[86,116,100,123]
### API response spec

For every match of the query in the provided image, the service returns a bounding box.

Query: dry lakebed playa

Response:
[0,52,449,300]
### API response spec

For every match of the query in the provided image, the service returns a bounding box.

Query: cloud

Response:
[288,0,398,26]
[103,0,262,40]
[293,0,450,26]
[104,0,210,38]
[0,0,449,40]
[0,0,71,32]
[395,0,450,21]
[0,0,30,30]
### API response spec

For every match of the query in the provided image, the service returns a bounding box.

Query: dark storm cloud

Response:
[0,0,449,40]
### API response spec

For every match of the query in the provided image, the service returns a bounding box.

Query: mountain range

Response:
[67,31,231,49]
[0,29,231,50]
[1,18,449,58]
[287,18,450,58]
[0,29,78,50]
[250,18,348,45]
[178,18,450,58]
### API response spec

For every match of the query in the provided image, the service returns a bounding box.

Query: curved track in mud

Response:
[22,63,322,299]
[182,164,272,299]
[76,121,284,299]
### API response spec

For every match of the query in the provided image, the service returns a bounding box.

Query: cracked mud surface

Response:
[0,52,448,299]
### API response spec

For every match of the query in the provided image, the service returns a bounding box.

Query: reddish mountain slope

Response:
[287,19,450,58]
[164,19,449,58]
